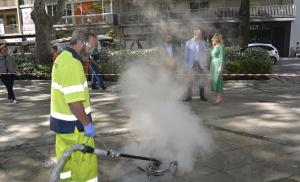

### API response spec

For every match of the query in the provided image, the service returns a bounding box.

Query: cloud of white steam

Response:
[114,55,213,178]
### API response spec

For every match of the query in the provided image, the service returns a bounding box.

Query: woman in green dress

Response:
[210,33,224,104]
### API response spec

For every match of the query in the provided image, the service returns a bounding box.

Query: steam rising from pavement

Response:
[114,57,213,179]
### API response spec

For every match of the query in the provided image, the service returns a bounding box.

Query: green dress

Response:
[210,44,224,92]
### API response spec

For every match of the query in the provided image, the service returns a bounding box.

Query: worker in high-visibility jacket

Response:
[50,29,98,182]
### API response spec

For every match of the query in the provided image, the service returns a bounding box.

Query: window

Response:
[74,2,103,15]
[62,3,72,25]
[250,45,273,51]
[46,5,57,17]
[5,15,18,34]
[74,1,112,25]
[190,0,209,12]
[190,2,199,11]
[103,0,112,13]
[65,4,72,16]
[159,0,176,11]
[258,45,274,51]
[19,0,34,5]
[168,0,176,10]
[200,2,208,8]
[6,15,16,26]
[127,0,139,11]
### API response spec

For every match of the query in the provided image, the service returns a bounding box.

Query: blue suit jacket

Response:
[184,39,207,69]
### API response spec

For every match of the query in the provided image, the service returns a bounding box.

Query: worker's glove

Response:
[84,122,96,137]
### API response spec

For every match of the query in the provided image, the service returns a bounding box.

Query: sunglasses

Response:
[84,42,93,49]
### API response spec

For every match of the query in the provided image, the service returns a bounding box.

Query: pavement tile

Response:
[200,148,254,171]
[262,153,300,176]
[268,177,299,182]
[189,172,243,182]
[227,163,291,182]
[290,176,300,181]
[1,76,300,182]
[0,168,10,182]
[244,142,289,163]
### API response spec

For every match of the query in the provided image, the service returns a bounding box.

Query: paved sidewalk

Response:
[0,78,300,182]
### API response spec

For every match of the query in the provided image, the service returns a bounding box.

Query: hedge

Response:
[15,54,51,80]
[223,46,272,80]
[14,47,272,80]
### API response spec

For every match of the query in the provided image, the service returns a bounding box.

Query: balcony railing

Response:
[4,24,19,34]
[56,13,118,27]
[0,0,17,7]
[119,4,296,25]
[250,5,295,18]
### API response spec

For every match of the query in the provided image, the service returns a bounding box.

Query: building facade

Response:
[0,0,117,45]
[0,0,296,56]
[290,0,300,56]
[0,0,21,37]
[117,0,295,56]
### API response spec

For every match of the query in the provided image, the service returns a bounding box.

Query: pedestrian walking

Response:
[210,33,224,105]
[0,44,17,104]
[184,27,208,101]
[88,33,106,90]
[294,42,300,58]
[50,29,98,181]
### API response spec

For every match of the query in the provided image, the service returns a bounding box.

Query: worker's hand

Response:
[83,122,96,137]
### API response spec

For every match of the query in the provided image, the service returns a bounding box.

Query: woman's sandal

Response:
[213,99,222,105]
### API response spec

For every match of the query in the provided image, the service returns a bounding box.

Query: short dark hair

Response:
[52,45,58,51]
[70,29,89,46]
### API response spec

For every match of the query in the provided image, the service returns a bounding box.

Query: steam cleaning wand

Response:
[50,144,177,182]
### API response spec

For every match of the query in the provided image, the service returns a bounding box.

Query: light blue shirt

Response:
[184,38,207,70]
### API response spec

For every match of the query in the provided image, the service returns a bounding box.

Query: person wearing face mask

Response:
[87,32,106,90]
[0,44,17,104]
[184,27,208,101]
[50,29,98,182]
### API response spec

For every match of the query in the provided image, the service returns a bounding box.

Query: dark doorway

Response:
[271,27,285,56]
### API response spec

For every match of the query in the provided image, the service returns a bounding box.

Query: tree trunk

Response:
[31,0,66,64]
[239,0,250,51]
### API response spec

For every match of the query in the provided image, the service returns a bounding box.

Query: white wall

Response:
[290,0,300,57]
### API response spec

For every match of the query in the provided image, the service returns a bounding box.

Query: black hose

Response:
[118,153,161,167]
[50,144,163,182]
